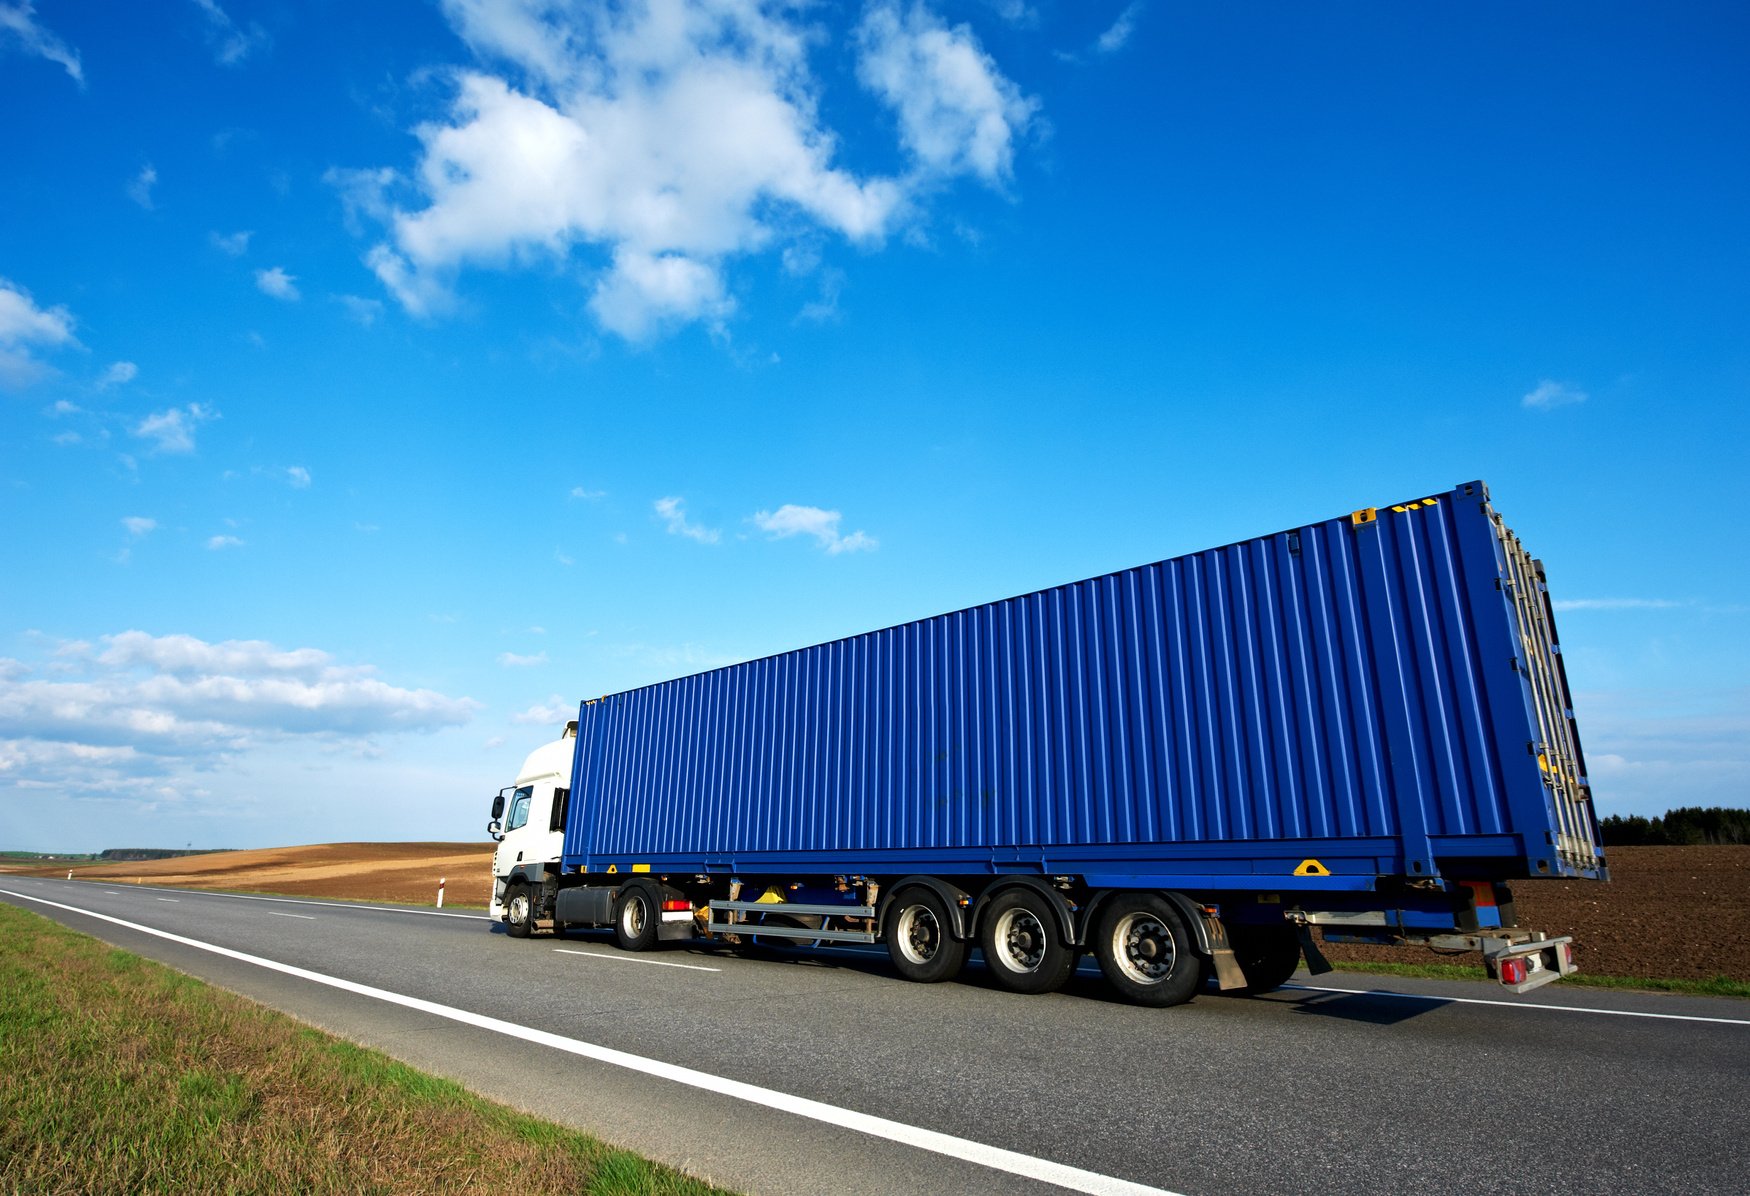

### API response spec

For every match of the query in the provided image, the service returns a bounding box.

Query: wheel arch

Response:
[967,877,1076,946]
[878,875,972,941]
[1080,888,1217,959]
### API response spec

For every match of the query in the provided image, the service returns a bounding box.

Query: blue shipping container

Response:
[563,481,1603,890]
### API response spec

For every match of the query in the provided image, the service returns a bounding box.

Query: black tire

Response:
[614,884,659,951]
[504,882,534,939]
[1228,924,1302,994]
[886,888,967,983]
[1092,894,1200,1007]
[978,888,1076,995]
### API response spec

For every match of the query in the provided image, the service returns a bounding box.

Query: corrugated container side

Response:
[564,482,1603,884]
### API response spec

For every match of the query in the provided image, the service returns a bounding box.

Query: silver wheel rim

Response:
[896,904,942,965]
[508,894,529,925]
[623,897,646,938]
[992,907,1047,974]
[1112,911,1176,985]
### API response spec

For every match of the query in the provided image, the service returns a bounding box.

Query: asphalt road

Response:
[4,875,1747,1195]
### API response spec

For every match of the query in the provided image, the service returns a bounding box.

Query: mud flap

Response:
[1297,924,1335,975]
[1197,908,1250,991]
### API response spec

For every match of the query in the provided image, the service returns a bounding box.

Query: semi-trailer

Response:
[486,480,1604,1005]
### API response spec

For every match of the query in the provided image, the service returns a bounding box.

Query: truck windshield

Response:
[506,786,533,831]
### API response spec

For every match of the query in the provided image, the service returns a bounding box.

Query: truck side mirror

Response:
[491,793,505,819]
[487,818,504,842]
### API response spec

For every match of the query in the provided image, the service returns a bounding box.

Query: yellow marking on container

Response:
[755,886,787,904]
[606,864,618,874]
[632,864,651,873]
[1293,859,1332,877]
[1350,508,1378,526]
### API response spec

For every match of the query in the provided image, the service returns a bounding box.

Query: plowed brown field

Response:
[3,842,495,907]
[8,842,1746,982]
[1319,845,1750,982]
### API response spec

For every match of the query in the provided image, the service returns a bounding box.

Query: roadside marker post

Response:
[437,878,446,909]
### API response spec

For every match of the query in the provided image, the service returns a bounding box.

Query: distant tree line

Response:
[1600,807,1750,846]
[97,848,227,862]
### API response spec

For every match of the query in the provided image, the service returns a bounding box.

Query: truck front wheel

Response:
[615,885,658,951]
[886,888,967,983]
[1092,894,1198,1007]
[505,882,534,939]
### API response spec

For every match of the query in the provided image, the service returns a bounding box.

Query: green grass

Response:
[0,903,733,1195]
[1314,958,1750,999]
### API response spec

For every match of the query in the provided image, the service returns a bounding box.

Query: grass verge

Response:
[0,903,732,1195]
[1314,958,1750,1000]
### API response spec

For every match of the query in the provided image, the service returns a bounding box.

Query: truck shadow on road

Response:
[546,929,1450,1021]
[1263,986,1443,1025]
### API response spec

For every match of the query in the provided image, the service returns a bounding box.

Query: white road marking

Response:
[270,911,316,920]
[555,948,719,973]
[83,881,489,921]
[1282,983,1750,1027]
[155,898,179,902]
[1,886,1180,1196]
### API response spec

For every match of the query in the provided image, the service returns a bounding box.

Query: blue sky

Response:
[2,1,1745,853]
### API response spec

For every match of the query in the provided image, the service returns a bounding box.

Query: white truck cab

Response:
[486,722,576,920]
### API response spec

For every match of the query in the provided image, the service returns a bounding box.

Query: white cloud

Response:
[127,164,158,209]
[206,534,244,550]
[654,495,720,544]
[0,277,76,345]
[569,485,605,500]
[121,516,157,537]
[856,1,1037,184]
[336,294,384,326]
[0,631,477,800]
[132,403,217,454]
[0,1,83,85]
[1522,379,1587,410]
[342,0,1029,339]
[512,694,575,725]
[497,650,549,667]
[979,0,1038,26]
[1094,3,1143,54]
[589,248,732,341]
[1576,688,1750,817]
[98,360,138,389]
[255,266,300,301]
[284,465,311,488]
[1552,597,1746,616]
[1553,598,1684,613]
[209,229,253,256]
[0,275,78,389]
[190,0,268,66]
[752,503,877,554]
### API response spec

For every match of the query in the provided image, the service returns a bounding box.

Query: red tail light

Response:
[661,899,691,912]
[1498,957,1527,985]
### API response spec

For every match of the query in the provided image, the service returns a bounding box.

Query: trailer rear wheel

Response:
[1093,894,1198,1007]
[505,882,534,939]
[615,885,658,951]
[979,889,1075,995]
[1229,924,1302,994]
[886,888,966,983]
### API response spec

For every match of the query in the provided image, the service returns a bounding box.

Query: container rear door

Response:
[1490,504,1602,874]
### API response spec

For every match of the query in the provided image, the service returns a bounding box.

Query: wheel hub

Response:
[1115,913,1176,984]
